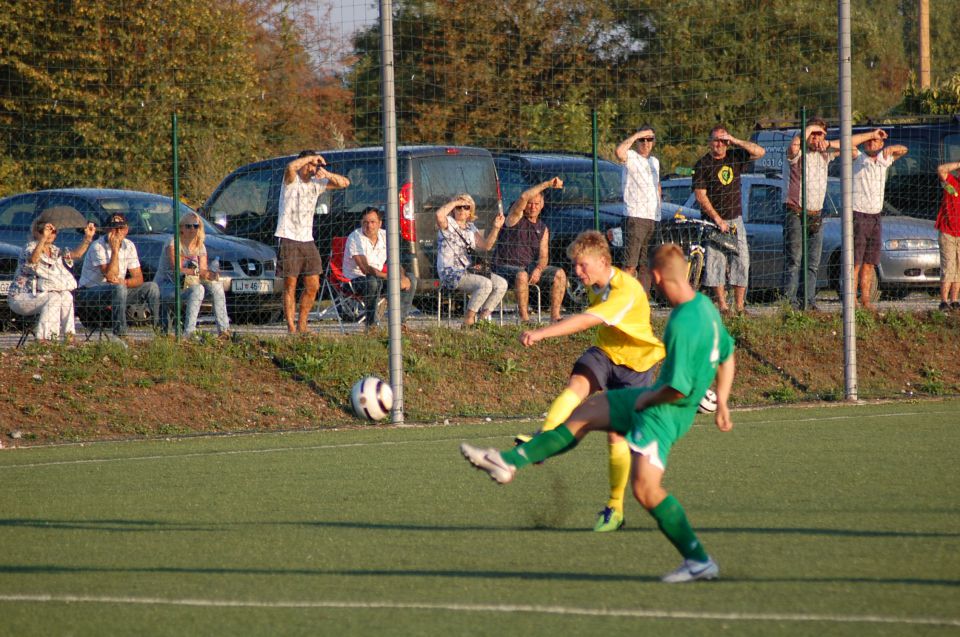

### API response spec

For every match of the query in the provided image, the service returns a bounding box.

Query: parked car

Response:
[660,175,941,300]
[199,146,502,295]
[0,240,20,326]
[751,117,960,221]
[0,189,282,325]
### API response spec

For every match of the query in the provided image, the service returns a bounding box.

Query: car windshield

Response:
[540,166,623,205]
[96,197,221,234]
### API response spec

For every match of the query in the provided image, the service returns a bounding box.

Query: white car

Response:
[659,174,940,300]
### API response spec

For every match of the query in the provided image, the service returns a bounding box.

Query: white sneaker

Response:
[460,443,516,484]
[661,557,719,583]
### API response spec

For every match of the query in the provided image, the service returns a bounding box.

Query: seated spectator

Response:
[76,213,160,339]
[342,206,415,329]
[8,218,96,342]
[435,193,507,327]
[155,212,230,337]
[493,177,567,323]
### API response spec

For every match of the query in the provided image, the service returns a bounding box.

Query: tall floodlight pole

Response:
[380,0,404,422]
[838,0,858,400]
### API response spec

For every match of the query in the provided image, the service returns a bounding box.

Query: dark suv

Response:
[492,151,625,270]
[200,146,502,293]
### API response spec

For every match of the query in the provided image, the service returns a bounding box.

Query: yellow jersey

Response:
[585,267,665,372]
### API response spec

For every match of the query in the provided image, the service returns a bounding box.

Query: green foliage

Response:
[764,384,798,403]
[917,365,945,396]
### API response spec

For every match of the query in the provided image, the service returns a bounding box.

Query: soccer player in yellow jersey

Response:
[518,230,665,531]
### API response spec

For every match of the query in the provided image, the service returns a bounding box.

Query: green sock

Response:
[501,425,578,469]
[648,495,709,562]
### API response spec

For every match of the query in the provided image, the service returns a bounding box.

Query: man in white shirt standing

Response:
[276,150,350,334]
[343,207,413,329]
[616,127,661,291]
[851,130,908,310]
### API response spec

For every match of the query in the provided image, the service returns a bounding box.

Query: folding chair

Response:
[435,280,504,326]
[317,236,370,332]
[12,314,38,349]
[74,297,113,342]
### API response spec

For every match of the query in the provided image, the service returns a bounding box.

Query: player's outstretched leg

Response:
[460,444,516,484]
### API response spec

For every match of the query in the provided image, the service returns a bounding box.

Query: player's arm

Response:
[519,312,602,346]
[632,385,684,411]
[937,161,960,181]
[714,353,736,432]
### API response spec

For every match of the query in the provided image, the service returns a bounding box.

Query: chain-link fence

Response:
[2,1,960,413]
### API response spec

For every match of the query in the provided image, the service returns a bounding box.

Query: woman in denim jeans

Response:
[155,212,230,337]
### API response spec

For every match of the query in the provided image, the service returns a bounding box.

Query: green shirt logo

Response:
[718,166,734,186]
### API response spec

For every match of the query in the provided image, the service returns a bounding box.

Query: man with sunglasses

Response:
[616,127,661,290]
[693,125,765,315]
[77,213,161,341]
[782,121,882,310]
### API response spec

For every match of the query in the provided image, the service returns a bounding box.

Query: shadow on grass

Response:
[0,519,222,533]
[285,520,960,540]
[0,563,957,588]
[1,518,957,540]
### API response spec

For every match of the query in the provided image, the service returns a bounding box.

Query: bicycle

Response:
[656,214,735,290]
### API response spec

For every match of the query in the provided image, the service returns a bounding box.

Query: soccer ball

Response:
[350,376,393,421]
[697,388,718,414]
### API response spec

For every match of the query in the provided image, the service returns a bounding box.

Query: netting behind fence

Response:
[2,0,960,408]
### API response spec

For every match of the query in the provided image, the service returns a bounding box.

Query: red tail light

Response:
[399,182,415,242]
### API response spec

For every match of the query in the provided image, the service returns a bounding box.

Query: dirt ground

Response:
[1,309,958,446]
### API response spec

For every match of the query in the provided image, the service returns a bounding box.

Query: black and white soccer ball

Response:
[697,388,718,414]
[350,376,393,421]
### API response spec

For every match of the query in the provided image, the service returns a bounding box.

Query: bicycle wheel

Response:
[687,249,704,290]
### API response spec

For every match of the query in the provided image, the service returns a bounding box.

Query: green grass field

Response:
[0,400,958,636]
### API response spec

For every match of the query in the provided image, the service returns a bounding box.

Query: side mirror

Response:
[214,213,227,229]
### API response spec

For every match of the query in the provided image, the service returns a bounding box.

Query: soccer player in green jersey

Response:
[461,242,736,582]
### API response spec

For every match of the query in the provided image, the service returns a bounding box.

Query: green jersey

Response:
[611,293,735,468]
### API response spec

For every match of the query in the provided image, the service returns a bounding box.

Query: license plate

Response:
[232,279,274,294]
[0,280,9,296]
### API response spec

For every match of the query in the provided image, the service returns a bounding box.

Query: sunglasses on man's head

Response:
[637,137,656,143]
[710,138,729,144]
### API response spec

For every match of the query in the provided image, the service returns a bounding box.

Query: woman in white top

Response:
[435,193,507,326]
[155,212,230,336]
[8,218,96,341]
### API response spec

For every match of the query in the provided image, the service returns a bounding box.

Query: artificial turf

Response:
[0,400,957,636]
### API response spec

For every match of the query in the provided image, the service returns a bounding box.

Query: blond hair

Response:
[566,230,611,264]
[450,193,477,222]
[651,243,687,281]
[179,211,206,253]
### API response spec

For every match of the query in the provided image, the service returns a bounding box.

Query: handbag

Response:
[453,226,491,276]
